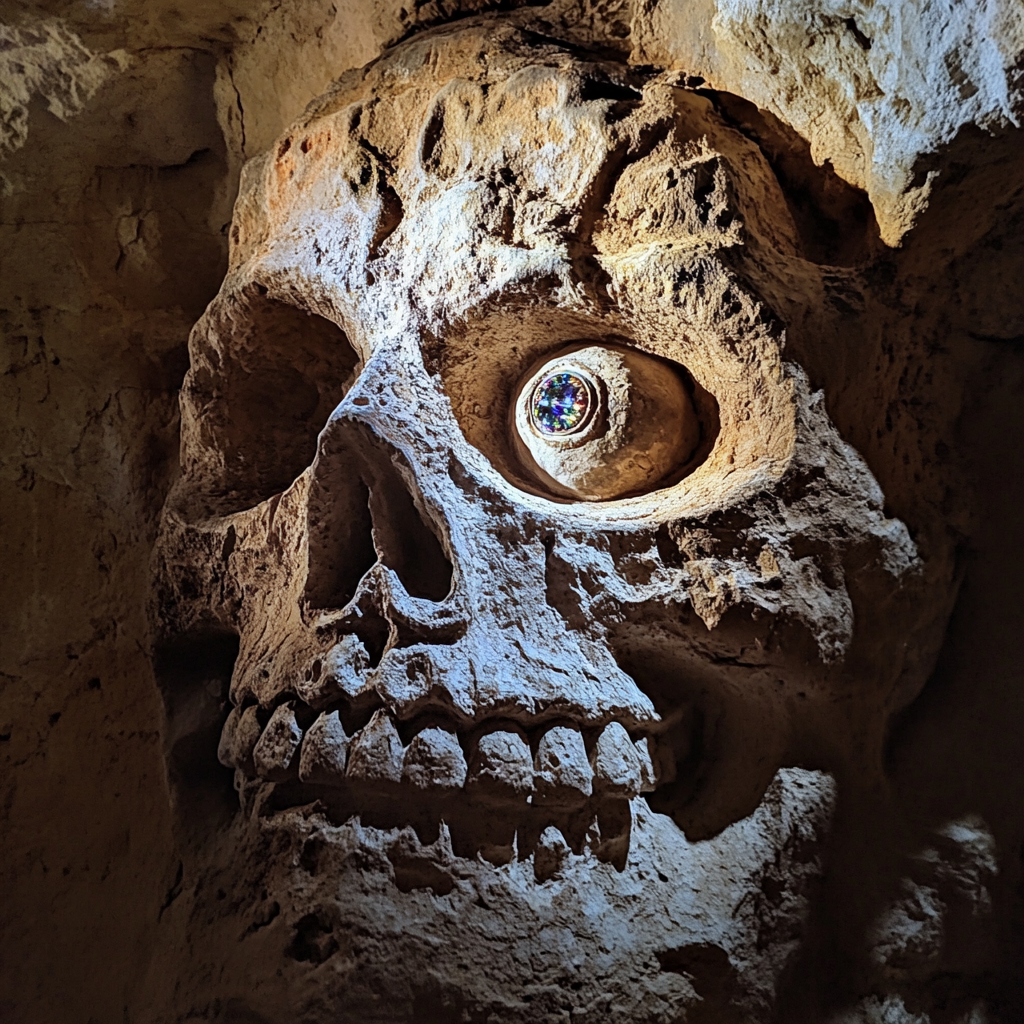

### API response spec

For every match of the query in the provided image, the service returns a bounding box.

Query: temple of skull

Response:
[2,2,1023,1022]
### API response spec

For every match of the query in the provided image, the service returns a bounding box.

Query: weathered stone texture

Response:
[2,2,1023,1023]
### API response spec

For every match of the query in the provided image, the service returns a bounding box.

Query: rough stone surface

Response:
[252,702,304,781]
[402,725,468,792]
[346,708,405,784]
[592,720,645,797]
[2,3,1023,1023]
[631,0,1024,245]
[298,709,349,783]
[469,727,535,798]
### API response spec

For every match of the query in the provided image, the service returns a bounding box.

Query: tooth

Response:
[467,729,533,799]
[218,704,262,772]
[533,725,592,805]
[534,825,570,882]
[634,736,657,793]
[346,708,404,783]
[218,705,243,767]
[298,709,349,784]
[591,722,643,799]
[402,726,467,792]
[252,702,304,781]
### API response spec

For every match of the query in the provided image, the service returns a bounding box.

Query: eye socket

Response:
[180,287,360,516]
[511,343,701,501]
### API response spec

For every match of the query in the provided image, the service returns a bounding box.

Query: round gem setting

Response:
[530,371,595,436]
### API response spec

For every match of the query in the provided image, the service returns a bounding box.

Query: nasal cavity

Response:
[367,457,453,602]
[305,474,378,611]
[304,439,453,610]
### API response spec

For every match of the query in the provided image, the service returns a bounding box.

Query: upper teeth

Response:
[533,726,593,805]
[251,702,304,781]
[218,704,262,774]
[402,725,468,791]
[219,703,661,802]
[591,721,645,799]
[467,728,533,798]
[298,709,349,784]
[346,708,404,783]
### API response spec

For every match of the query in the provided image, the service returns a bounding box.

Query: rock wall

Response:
[1,2,1022,1022]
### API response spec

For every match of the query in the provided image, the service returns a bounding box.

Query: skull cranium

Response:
[151,18,931,1021]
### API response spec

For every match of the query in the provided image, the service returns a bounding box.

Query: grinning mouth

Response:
[217,681,687,870]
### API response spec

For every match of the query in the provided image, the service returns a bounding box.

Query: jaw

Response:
[153,621,838,1023]
[153,767,836,1024]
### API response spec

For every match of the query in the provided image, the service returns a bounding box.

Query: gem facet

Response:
[530,372,592,435]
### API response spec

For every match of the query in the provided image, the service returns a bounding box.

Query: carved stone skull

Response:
[152,18,935,1022]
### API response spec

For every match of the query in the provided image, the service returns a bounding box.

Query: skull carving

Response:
[152,18,931,1023]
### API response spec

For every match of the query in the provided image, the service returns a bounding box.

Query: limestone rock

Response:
[252,702,304,781]
[631,0,1024,245]
[467,728,534,799]
[346,710,404,784]
[534,824,571,881]
[3,3,1023,1024]
[533,726,593,805]
[591,722,644,798]
[298,710,350,784]
[143,19,965,1021]
[401,726,467,792]
[217,704,257,770]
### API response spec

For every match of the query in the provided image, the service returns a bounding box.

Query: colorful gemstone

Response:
[531,372,592,435]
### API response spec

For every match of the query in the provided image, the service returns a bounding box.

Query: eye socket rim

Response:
[176,284,361,519]
[433,308,724,510]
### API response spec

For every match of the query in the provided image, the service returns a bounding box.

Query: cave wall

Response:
[1,2,1022,1022]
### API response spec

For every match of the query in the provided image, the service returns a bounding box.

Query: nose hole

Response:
[350,611,391,668]
[368,461,453,603]
[305,476,378,610]
[304,424,453,613]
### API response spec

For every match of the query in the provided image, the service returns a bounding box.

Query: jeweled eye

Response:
[511,343,700,501]
[530,372,595,435]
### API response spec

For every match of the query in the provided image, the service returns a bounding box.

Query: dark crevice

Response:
[305,422,454,618]
[514,26,636,64]
[543,536,588,631]
[387,2,548,49]
[358,138,404,259]
[658,944,745,1024]
[844,17,873,50]
[702,90,882,266]
[261,781,638,869]
[285,912,337,963]
[578,75,642,106]
[305,477,378,611]
[368,459,453,602]
[388,851,456,895]
[344,603,393,671]
[306,686,386,738]
[420,104,446,173]
[153,631,241,835]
